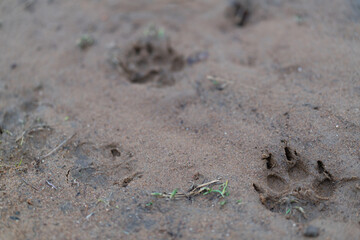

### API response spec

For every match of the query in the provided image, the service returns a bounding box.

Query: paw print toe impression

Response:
[254,145,337,222]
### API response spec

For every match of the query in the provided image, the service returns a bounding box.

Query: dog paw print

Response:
[116,27,185,86]
[253,144,338,222]
[67,142,141,188]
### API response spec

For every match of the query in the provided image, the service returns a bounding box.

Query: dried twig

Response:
[151,179,221,199]
[20,176,38,191]
[295,206,307,218]
[188,179,221,196]
[46,180,57,190]
[207,75,258,91]
[86,212,95,220]
[38,133,76,161]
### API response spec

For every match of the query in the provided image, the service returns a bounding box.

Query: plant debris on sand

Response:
[151,179,229,200]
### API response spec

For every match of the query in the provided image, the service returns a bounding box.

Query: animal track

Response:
[253,144,338,222]
[0,99,53,168]
[67,142,141,188]
[116,27,185,86]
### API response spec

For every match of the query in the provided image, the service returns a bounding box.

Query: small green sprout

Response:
[16,158,23,167]
[217,180,229,197]
[203,180,229,198]
[143,25,165,39]
[64,116,69,121]
[157,28,165,38]
[170,189,178,199]
[202,187,211,195]
[77,34,94,50]
[151,179,229,203]
[285,208,291,215]
[151,192,163,197]
[4,129,13,136]
[295,15,304,25]
[146,202,153,207]
[211,79,220,86]
[294,206,306,216]
[97,198,110,207]
[219,200,227,206]
[236,200,242,204]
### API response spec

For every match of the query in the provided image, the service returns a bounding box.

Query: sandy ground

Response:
[0,0,360,239]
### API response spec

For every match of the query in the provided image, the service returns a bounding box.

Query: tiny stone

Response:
[9,216,20,221]
[11,63,17,69]
[304,225,320,238]
[261,152,270,159]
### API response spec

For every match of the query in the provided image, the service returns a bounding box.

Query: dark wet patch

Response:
[225,0,250,27]
[316,161,333,180]
[1,109,21,130]
[20,99,38,112]
[111,148,121,157]
[262,151,275,169]
[70,167,108,188]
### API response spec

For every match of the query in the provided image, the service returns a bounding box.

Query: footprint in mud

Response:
[253,143,342,222]
[67,142,141,188]
[101,143,143,187]
[1,98,40,133]
[0,99,53,167]
[114,26,185,86]
[1,109,23,132]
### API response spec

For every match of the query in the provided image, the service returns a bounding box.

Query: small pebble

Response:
[304,225,320,238]
[9,216,20,221]
[11,63,17,69]
[186,51,208,65]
